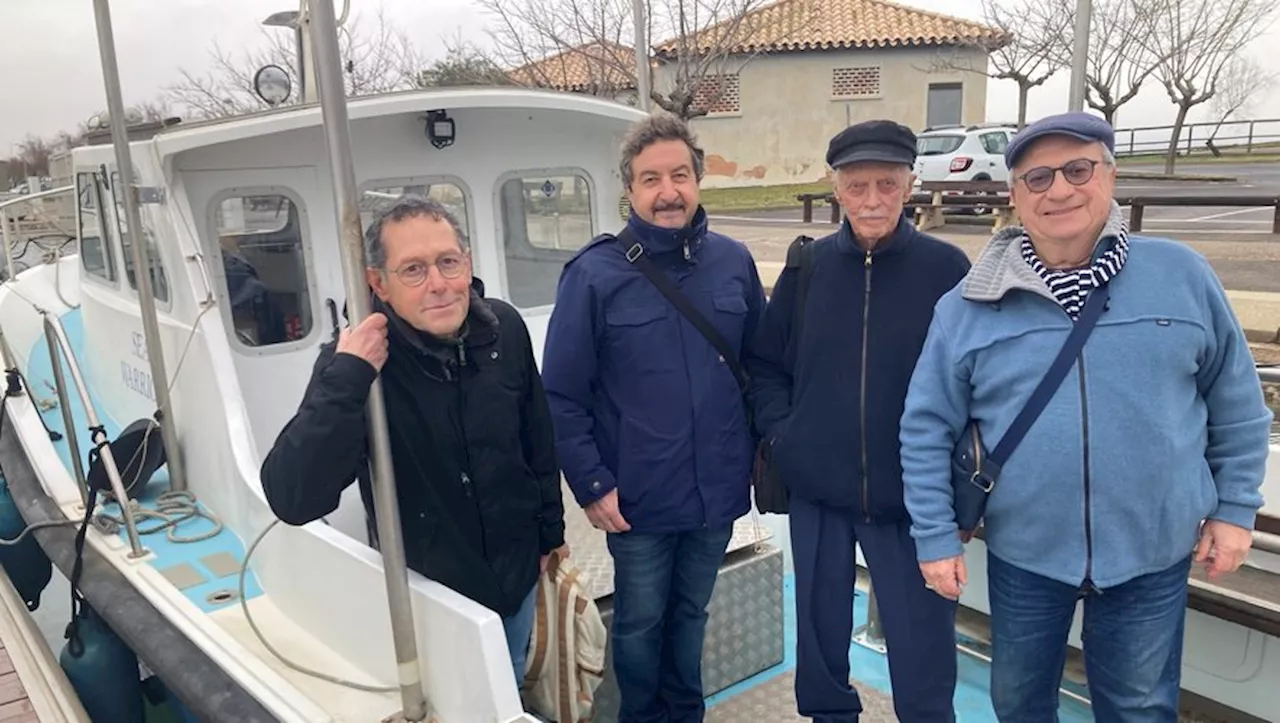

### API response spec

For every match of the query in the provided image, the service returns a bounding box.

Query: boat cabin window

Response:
[76,172,116,283]
[212,194,313,348]
[359,181,471,243]
[498,171,595,308]
[108,171,169,304]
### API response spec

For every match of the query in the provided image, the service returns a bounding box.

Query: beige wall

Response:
[655,46,989,188]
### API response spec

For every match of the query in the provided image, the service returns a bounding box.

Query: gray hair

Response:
[619,113,706,188]
[362,195,469,268]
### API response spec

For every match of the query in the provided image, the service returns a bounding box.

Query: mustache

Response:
[654,200,686,212]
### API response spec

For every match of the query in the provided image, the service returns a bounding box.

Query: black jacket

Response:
[260,280,566,617]
[746,217,970,521]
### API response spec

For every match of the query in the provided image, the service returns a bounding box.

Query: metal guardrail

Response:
[1115,194,1280,234]
[0,185,75,281]
[40,313,146,558]
[1113,118,1280,158]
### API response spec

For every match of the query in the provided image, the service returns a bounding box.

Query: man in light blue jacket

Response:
[900,111,1273,721]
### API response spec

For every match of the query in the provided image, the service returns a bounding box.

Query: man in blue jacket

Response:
[746,119,971,722]
[541,113,765,723]
[901,112,1272,720]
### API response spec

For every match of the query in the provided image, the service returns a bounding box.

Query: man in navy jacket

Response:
[541,113,765,723]
[746,120,971,722]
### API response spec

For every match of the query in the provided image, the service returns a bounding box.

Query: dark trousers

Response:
[790,496,959,722]
[988,551,1191,722]
[606,527,732,723]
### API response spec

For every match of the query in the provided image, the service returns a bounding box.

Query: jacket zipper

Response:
[860,249,872,522]
[452,339,486,558]
[1077,351,1093,586]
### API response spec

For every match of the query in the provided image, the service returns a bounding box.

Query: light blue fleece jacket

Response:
[900,204,1273,589]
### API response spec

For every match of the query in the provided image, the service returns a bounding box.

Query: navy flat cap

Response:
[827,119,917,169]
[1005,112,1115,168]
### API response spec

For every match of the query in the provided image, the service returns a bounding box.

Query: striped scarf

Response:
[1020,224,1129,319]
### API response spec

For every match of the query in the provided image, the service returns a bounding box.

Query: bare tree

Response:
[419,36,516,88]
[1040,0,1164,125]
[162,8,425,120]
[480,0,782,119]
[1203,56,1274,152]
[928,0,1069,128]
[1152,0,1279,173]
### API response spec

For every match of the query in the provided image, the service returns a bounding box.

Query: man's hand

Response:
[920,555,967,600]
[584,489,631,534]
[337,313,389,371]
[541,544,570,574]
[1195,520,1253,580]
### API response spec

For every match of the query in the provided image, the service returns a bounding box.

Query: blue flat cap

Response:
[1005,112,1115,168]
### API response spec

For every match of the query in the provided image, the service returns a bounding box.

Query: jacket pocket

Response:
[605,304,675,375]
[712,292,749,352]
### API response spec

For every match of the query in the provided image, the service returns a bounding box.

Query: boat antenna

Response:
[89,0,187,493]
[308,0,429,719]
[632,0,650,111]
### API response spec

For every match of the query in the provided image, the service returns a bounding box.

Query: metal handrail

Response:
[41,313,145,558]
[0,185,75,282]
[1259,366,1280,385]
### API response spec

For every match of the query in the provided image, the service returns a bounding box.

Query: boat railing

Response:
[39,312,146,559]
[0,185,75,282]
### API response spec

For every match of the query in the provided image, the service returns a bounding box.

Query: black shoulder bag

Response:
[952,282,1110,538]
[614,229,814,514]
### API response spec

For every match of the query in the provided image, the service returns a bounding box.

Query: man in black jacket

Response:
[746,120,970,722]
[260,195,567,685]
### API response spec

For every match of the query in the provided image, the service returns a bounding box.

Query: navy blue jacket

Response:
[542,207,767,533]
[746,216,970,521]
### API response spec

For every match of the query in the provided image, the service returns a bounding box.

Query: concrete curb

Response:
[1117,170,1238,183]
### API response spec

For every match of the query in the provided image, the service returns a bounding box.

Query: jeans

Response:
[606,527,732,723]
[790,496,958,723]
[988,551,1192,722]
[503,583,539,688]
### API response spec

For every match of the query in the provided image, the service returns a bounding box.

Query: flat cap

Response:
[1005,111,1115,168]
[826,119,917,169]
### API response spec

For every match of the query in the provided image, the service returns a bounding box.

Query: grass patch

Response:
[1117,151,1280,166]
[700,181,831,213]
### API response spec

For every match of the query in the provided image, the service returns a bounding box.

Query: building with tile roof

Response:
[506,0,1004,187]
[656,0,1005,187]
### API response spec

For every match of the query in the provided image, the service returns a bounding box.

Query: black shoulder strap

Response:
[784,235,815,367]
[988,284,1110,466]
[615,228,749,391]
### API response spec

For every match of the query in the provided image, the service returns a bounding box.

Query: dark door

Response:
[927,83,964,128]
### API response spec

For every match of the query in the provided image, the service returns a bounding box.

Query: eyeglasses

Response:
[1016,158,1102,193]
[385,253,468,287]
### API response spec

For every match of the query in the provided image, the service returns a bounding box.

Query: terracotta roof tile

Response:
[654,0,1006,56]
[508,42,638,92]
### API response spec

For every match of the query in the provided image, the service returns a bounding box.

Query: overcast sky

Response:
[3,0,1277,152]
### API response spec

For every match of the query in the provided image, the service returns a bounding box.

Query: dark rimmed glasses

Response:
[385,253,468,287]
[1016,158,1102,193]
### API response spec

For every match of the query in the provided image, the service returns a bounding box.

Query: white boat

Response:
[0,2,1275,721]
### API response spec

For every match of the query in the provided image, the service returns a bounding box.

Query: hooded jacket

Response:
[901,204,1272,588]
[260,279,566,616]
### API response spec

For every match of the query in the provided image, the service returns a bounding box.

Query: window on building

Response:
[213,194,313,347]
[76,172,116,282]
[980,131,1010,155]
[358,182,470,246]
[926,83,964,128]
[109,171,169,303]
[499,172,595,308]
[692,74,741,114]
[831,66,881,98]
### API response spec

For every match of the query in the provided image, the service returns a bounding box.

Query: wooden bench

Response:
[1113,194,1280,234]
[796,192,839,224]
[913,181,1017,232]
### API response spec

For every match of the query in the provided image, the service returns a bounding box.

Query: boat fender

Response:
[58,604,145,723]
[86,417,166,500]
[0,476,52,610]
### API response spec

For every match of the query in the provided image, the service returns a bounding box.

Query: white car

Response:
[913,123,1017,186]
